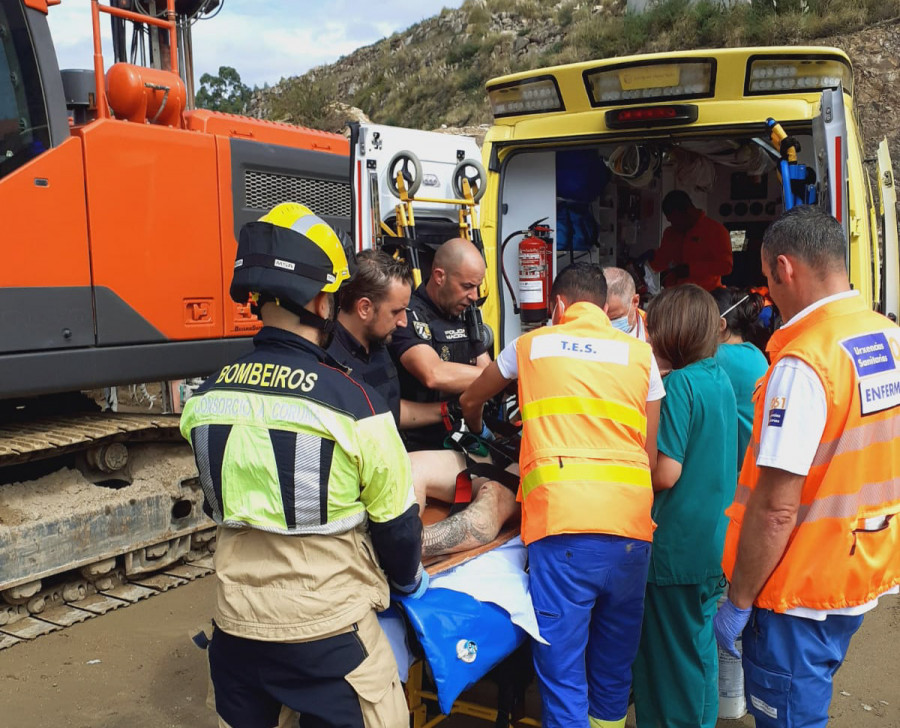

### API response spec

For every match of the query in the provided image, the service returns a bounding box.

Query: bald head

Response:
[603,267,636,301]
[433,238,484,276]
[429,238,486,316]
[603,267,640,332]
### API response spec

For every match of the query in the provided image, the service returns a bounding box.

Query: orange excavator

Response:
[0,0,352,643]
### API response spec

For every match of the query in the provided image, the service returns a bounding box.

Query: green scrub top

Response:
[649,358,738,585]
[715,341,769,473]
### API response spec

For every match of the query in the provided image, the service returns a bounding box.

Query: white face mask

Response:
[610,315,633,333]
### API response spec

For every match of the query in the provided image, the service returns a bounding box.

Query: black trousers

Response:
[209,625,368,728]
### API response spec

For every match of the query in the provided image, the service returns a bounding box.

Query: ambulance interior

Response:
[497,130,822,347]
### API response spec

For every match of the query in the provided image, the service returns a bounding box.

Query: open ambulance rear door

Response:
[877,140,899,321]
[348,122,483,255]
[812,86,850,248]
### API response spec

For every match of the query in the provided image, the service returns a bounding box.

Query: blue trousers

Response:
[742,607,864,728]
[529,533,651,728]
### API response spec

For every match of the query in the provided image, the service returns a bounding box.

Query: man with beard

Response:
[329,249,518,557]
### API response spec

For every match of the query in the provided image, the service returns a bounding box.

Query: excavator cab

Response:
[0,1,55,179]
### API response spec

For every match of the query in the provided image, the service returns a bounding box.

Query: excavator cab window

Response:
[0,1,51,179]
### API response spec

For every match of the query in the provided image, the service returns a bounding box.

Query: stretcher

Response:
[383,503,541,726]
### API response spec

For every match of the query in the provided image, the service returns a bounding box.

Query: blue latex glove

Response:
[406,570,430,599]
[714,598,751,658]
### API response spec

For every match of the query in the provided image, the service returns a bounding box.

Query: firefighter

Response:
[460,263,665,728]
[180,203,425,728]
[715,206,900,728]
[388,237,491,451]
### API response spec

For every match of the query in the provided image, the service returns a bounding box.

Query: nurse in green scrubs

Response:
[632,285,738,728]
[711,287,770,472]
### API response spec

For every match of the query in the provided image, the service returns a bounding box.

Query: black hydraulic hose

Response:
[500,229,529,314]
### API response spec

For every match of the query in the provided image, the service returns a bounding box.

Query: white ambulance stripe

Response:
[529,334,629,365]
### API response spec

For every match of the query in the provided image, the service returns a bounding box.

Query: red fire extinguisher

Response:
[501,219,554,324]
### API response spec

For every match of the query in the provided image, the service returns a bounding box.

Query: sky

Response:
[47,0,466,89]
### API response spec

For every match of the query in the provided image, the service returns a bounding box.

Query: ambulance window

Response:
[0,2,51,179]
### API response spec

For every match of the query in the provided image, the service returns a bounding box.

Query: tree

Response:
[195,66,251,113]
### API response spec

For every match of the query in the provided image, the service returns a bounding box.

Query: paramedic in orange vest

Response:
[460,263,665,728]
[603,266,648,341]
[714,206,900,728]
[651,190,733,291]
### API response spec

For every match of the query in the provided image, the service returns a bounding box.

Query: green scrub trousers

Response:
[632,574,723,728]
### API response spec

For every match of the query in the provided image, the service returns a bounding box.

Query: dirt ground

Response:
[0,577,896,727]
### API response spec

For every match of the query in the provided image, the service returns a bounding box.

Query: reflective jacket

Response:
[516,302,655,545]
[180,327,422,638]
[722,296,900,612]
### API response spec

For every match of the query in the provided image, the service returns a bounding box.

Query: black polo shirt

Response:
[388,284,486,451]
[327,321,402,426]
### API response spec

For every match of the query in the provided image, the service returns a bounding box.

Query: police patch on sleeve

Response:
[413,321,432,340]
[841,330,900,415]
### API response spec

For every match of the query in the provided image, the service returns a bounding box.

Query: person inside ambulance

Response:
[180,203,424,728]
[650,190,733,292]
[603,266,647,341]
[388,237,492,451]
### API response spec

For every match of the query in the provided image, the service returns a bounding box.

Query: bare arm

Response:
[460,361,511,433]
[644,398,660,473]
[399,344,488,394]
[652,452,681,492]
[398,399,443,430]
[728,466,804,609]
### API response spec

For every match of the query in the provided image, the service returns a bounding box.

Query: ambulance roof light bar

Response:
[488,76,565,119]
[744,55,853,96]
[584,59,716,107]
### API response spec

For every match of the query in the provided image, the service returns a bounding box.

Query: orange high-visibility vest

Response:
[516,301,655,545]
[722,295,900,612]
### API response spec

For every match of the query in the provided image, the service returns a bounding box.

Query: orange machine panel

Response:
[76,118,223,343]
[212,139,260,338]
[1,136,91,288]
[185,110,350,155]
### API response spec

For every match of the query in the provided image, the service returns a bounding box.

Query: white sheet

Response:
[377,535,545,681]
[430,536,546,645]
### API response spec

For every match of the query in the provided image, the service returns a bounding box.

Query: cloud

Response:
[47,0,465,89]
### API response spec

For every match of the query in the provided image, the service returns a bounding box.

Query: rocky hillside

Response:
[248,0,900,162]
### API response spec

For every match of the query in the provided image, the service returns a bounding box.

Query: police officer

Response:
[715,206,900,728]
[389,237,491,451]
[330,248,519,556]
[180,203,425,728]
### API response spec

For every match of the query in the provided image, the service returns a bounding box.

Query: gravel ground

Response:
[0,577,896,727]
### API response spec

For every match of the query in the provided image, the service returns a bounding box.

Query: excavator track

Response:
[0,412,215,650]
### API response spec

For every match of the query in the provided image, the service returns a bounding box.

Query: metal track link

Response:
[0,545,215,651]
[0,412,182,466]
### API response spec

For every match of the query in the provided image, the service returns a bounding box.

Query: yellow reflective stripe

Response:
[589,717,626,728]
[522,462,651,498]
[520,396,647,435]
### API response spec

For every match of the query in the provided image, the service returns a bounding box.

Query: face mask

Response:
[610,315,633,333]
[719,294,750,320]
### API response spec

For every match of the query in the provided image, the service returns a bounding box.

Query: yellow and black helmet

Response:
[230,202,355,310]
